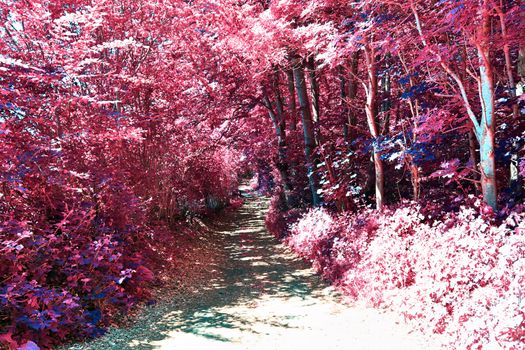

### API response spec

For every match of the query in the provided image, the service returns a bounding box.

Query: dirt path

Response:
[67,191,443,350]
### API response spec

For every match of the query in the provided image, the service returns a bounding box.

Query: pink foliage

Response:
[265,191,302,240]
[0,1,248,347]
[284,203,525,349]
[2,0,525,348]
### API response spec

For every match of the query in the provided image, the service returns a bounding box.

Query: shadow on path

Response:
[67,191,332,350]
[67,190,443,350]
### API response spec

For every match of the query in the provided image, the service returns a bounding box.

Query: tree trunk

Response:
[285,66,299,192]
[306,56,321,144]
[339,65,349,141]
[373,152,385,208]
[518,0,525,81]
[380,67,391,134]
[410,164,420,201]
[286,69,297,131]
[363,41,385,209]
[479,126,497,209]
[468,128,481,194]
[364,155,375,197]
[263,93,292,208]
[293,56,321,206]
[519,47,525,81]
[477,4,497,209]
[341,52,359,142]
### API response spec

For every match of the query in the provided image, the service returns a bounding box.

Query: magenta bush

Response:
[282,201,525,349]
[265,191,302,240]
[0,126,242,349]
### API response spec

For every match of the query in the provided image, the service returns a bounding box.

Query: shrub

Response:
[280,201,525,349]
[0,125,241,349]
[265,191,302,240]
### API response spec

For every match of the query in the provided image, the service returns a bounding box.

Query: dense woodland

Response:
[1,0,525,349]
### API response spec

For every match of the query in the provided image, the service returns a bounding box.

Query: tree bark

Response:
[410,164,420,201]
[398,51,421,200]
[518,0,525,81]
[479,125,497,208]
[519,47,525,81]
[286,69,297,131]
[363,41,385,209]
[341,52,359,142]
[380,64,391,134]
[263,91,292,208]
[307,56,321,144]
[293,56,321,206]
[468,128,481,194]
[477,4,497,209]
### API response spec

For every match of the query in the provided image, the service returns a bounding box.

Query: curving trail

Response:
[67,191,443,350]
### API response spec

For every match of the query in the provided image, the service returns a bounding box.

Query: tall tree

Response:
[292,56,322,206]
[362,36,385,209]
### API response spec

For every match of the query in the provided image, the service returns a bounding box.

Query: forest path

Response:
[67,188,442,350]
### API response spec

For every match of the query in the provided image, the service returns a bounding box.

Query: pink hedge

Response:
[274,200,525,349]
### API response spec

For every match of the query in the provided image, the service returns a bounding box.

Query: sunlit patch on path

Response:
[67,191,443,350]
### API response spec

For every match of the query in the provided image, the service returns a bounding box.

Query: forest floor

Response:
[66,189,444,350]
